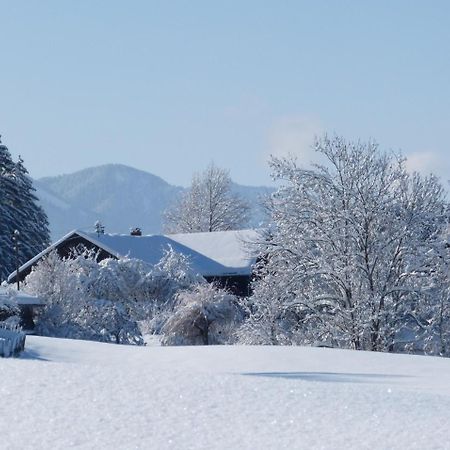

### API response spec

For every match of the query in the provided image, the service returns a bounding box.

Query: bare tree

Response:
[164,163,250,233]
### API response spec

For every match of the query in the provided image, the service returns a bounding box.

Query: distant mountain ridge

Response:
[34,164,273,241]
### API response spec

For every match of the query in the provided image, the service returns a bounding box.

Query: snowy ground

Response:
[1,337,450,449]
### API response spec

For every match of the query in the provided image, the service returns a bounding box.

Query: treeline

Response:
[3,134,450,356]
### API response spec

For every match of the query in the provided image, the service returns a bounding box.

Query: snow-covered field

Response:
[1,337,450,449]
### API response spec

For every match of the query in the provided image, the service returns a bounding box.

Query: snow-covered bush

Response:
[26,251,85,337]
[90,257,155,317]
[143,247,205,331]
[25,250,144,344]
[161,284,243,346]
[0,322,26,357]
[24,246,205,344]
[90,247,204,321]
[76,299,144,345]
[0,288,20,323]
[236,289,307,346]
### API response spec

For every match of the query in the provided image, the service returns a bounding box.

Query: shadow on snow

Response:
[241,372,410,383]
[19,348,50,361]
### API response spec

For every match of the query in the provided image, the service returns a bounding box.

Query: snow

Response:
[83,229,259,276]
[2,337,450,449]
[0,287,43,306]
[168,229,258,274]
[34,184,71,211]
[11,229,260,281]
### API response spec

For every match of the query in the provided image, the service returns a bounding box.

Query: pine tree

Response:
[14,155,50,266]
[0,138,19,279]
[0,136,50,281]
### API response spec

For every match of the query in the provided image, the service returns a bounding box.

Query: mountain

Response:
[35,164,273,241]
[33,179,100,241]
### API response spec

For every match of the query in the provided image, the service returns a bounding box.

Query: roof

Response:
[0,287,44,306]
[9,229,261,282]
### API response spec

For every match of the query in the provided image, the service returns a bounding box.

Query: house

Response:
[8,229,261,297]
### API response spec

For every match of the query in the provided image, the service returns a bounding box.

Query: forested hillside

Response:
[35,164,272,240]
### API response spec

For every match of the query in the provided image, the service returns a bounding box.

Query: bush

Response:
[24,247,205,345]
[0,288,20,322]
[0,323,26,358]
[161,284,243,346]
[25,251,144,345]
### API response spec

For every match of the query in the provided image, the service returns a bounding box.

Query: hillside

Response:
[35,164,272,241]
[33,179,100,240]
[2,337,450,449]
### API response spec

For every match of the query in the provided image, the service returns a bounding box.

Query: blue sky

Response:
[1,1,449,186]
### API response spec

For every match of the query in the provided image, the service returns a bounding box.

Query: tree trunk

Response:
[202,326,209,345]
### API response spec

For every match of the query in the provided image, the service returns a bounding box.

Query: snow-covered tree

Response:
[244,135,449,352]
[0,137,50,281]
[76,299,144,346]
[14,156,50,261]
[0,140,20,279]
[163,163,250,233]
[414,241,450,356]
[151,246,205,304]
[94,220,105,236]
[89,247,204,321]
[161,283,243,345]
[25,250,144,344]
[25,251,87,337]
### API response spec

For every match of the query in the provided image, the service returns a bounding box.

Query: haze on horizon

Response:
[1,1,449,187]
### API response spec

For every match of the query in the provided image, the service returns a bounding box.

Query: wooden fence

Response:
[0,323,26,358]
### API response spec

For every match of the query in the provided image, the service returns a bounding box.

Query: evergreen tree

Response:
[0,136,50,281]
[14,156,50,265]
[0,138,19,279]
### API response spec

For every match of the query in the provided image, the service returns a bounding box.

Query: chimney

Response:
[130,227,142,236]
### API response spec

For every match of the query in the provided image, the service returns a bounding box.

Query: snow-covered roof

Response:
[0,287,44,306]
[80,229,260,277]
[9,229,261,282]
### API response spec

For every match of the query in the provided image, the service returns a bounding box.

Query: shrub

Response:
[161,284,243,346]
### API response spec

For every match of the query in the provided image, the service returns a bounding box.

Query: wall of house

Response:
[9,235,115,284]
[204,275,252,297]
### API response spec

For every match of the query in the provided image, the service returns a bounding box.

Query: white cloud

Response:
[266,115,324,166]
[405,150,450,181]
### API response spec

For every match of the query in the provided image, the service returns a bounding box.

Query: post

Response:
[12,230,20,291]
